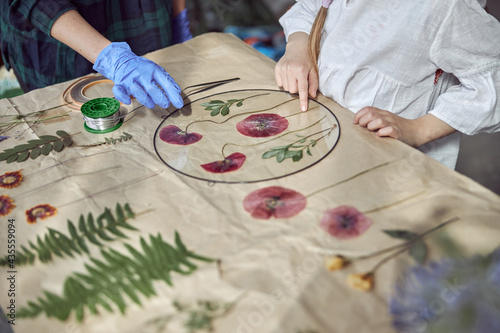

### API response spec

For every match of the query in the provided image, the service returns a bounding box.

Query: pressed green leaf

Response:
[284,150,298,159]
[44,234,62,258]
[39,135,59,141]
[96,229,114,241]
[13,143,36,152]
[124,203,135,218]
[16,151,30,162]
[306,147,312,156]
[383,230,418,240]
[56,130,70,138]
[0,153,12,161]
[53,140,64,152]
[220,105,230,116]
[409,240,428,264]
[292,150,303,162]
[106,225,127,238]
[6,154,19,163]
[210,107,221,117]
[226,99,240,103]
[276,150,286,163]
[105,137,111,145]
[27,139,46,145]
[41,143,53,155]
[95,296,113,313]
[85,214,105,244]
[262,150,280,159]
[30,147,42,159]
[62,137,73,147]
[236,101,243,107]
[123,132,132,140]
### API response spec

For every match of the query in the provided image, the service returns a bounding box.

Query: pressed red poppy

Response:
[243,186,307,219]
[26,204,57,224]
[201,152,246,173]
[236,113,289,137]
[0,195,15,217]
[159,125,202,145]
[319,206,372,239]
[0,170,23,189]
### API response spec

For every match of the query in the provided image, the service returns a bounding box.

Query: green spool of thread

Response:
[80,98,123,134]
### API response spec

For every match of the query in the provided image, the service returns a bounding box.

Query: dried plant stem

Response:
[17,166,122,198]
[185,98,301,132]
[58,170,162,208]
[220,116,328,158]
[306,160,400,198]
[353,217,460,267]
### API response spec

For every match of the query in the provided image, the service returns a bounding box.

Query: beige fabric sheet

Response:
[0,33,499,333]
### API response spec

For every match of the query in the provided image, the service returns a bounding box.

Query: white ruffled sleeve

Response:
[278,0,322,41]
[429,0,500,135]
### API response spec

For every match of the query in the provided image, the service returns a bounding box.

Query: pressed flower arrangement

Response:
[154,89,341,184]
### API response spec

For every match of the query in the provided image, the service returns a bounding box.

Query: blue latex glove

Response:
[93,42,183,109]
[172,8,193,44]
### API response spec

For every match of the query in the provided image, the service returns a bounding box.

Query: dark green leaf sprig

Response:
[383,230,428,264]
[0,130,73,164]
[263,125,337,163]
[200,93,268,117]
[17,232,214,322]
[0,203,136,267]
[146,299,236,333]
[201,99,243,116]
[80,132,133,148]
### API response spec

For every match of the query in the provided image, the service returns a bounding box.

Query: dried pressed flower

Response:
[319,206,372,239]
[325,255,350,271]
[243,186,307,219]
[0,195,15,217]
[236,113,289,137]
[26,204,57,224]
[159,125,202,145]
[201,152,246,173]
[347,273,374,292]
[0,170,23,189]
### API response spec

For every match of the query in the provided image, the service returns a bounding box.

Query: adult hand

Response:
[172,8,193,44]
[353,107,423,147]
[275,32,318,112]
[93,42,183,109]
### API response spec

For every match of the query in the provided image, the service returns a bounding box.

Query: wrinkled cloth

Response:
[280,0,500,169]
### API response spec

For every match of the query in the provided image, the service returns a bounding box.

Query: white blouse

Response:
[279,0,500,169]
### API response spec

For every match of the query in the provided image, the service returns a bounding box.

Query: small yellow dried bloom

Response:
[346,273,374,292]
[324,255,350,271]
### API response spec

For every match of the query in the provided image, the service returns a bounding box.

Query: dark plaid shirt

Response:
[1,0,174,92]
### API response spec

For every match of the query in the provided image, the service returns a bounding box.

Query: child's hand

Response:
[353,107,423,147]
[354,107,457,148]
[275,32,319,112]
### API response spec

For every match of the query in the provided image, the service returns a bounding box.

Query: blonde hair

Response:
[308,6,329,72]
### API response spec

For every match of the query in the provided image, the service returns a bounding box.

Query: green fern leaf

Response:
[18,233,214,322]
[0,203,137,267]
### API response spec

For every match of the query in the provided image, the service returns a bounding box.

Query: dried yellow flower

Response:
[346,273,374,292]
[325,255,350,271]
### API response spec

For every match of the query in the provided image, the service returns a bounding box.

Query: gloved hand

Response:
[172,8,193,44]
[93,42,183,109]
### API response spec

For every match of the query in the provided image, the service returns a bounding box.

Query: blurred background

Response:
[1,0,499,194]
